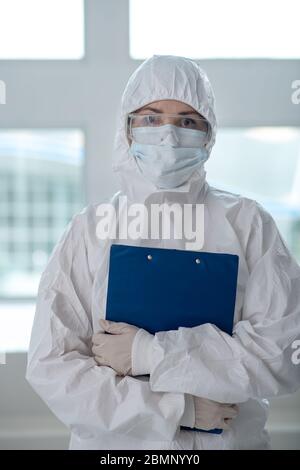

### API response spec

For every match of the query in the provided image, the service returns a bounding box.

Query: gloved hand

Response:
[193,396,238,430]
[92,319,140,376]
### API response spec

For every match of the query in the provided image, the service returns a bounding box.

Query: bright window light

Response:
[130,0,300,59]
[0,302,35,352]
[0,0,84,59]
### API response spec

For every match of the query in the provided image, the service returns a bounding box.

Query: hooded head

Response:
[113,55,217,202]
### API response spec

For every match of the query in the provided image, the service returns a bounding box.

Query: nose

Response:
[159,126,179,147]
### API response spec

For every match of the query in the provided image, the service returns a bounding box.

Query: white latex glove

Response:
[192,396,238,430]
[92,319,142,376]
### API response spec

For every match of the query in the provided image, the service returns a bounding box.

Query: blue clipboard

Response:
[106,244,239,434]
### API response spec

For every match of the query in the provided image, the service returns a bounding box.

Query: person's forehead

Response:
[138,100,197,113]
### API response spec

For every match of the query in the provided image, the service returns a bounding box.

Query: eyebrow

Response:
[137,106,201,116]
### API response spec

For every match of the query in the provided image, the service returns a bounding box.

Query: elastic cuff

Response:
[180,394,195,428]
[131,328,154,376]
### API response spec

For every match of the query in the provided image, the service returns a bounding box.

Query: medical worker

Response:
[26,55,300,450]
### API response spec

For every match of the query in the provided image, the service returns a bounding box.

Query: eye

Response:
[143,114,159,126]
[147,115,155,125]
[181,117,196,128]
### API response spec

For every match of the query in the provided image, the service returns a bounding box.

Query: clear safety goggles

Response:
[127,113,211,146]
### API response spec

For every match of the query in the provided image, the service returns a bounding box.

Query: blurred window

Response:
[206,127,300,262]
[0,130,84,299]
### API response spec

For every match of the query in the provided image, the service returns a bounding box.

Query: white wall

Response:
[0,0,300,449]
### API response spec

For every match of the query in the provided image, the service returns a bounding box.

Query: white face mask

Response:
[129,125,209,189]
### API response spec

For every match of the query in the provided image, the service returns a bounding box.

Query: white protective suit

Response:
[26,55,300,450]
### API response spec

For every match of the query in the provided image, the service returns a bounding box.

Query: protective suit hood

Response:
[113,55,217,202]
